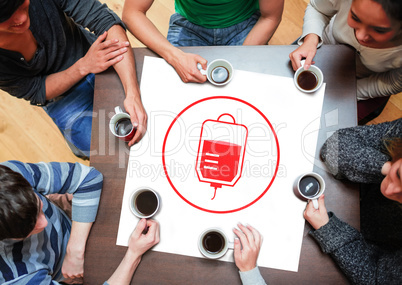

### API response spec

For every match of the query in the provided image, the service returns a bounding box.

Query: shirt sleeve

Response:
[357,68,402,100]
[57,0,125,36]
[0,161,103,223]
[310,212,402,284]
[0,73,47,106]
[2,268,63,285]
[239,267,267,285]
[298,0,341,47]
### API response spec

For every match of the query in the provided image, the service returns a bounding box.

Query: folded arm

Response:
[44,30,129,101]
[357,68,402,100]
[62,221,93,280]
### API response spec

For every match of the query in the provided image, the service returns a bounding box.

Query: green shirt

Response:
[175,0,259,28]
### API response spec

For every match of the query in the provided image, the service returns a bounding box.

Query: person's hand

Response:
[78,31,130,76]
[127,218,160,259]
[303,195,330,230]
[124,94,148,146]
[61,246,84,282]
[169,50,208,83]
[233,224,263,272]
[289,34,319,71]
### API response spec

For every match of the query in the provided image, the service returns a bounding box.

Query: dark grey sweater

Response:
[313,118,402,284]
[0,0,124,106]
[320,118,401,183]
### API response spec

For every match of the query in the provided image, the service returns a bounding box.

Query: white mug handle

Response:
[114,106,123,114]
[312,198,319,210]
[197,63,207,75]
[227,241,234,250]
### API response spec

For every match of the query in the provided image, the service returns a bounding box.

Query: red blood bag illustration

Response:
[195,114,248,200]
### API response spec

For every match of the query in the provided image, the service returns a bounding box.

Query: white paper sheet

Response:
[116,56,326,272]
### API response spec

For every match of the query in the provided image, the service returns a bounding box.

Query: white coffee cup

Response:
[109,106,135,142]
[294,60,324,93]
[198,59,234,86]
[129,187,160,219]
[294,172,325,209]
[198,228,234,259]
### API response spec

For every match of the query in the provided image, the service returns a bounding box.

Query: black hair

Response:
[372,0,402,23]
[0,0,26,23]
[0,165,38,240]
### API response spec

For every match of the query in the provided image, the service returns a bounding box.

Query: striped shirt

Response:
[0,161,103,284]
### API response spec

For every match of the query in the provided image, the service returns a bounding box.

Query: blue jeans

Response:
[167,11,261,46]
[43,74,94,159]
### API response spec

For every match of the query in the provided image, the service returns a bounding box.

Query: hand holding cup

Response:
[197,59,234,86]
[109,106,136,142]
[303,195,330,230]
[294,172,326,209]
[294,60,323,93]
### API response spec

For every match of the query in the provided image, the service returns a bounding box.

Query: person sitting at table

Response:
[122,0,284,83]
[0,0,147,159]
[289,0,402,123]
[0,160,160,284]
[303,118,402,284]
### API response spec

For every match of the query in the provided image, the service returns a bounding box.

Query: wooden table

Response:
[86,45,358,284]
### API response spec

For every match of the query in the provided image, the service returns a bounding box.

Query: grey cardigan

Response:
[314,118,402,284]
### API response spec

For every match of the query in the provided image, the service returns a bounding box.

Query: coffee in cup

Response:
[109,106,135,142]
[294,172,325,209]
[198,228,234,259]
[293,61,323,93]
[198,59,234,86]
[129,187,160,219]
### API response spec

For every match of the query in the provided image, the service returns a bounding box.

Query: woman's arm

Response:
[320,120,402,183]
[289,0,340,70]
[305,196,402,284]
[357,68,402,100]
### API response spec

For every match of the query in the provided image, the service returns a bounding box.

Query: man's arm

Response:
[44,31,129,101]
[62,221,93,280]
[105,24,147,145]
[243,0,284,45]
[122,0,207,84]
[106,219,160,285]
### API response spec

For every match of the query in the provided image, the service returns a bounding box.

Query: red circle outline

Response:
[162,96,280,214]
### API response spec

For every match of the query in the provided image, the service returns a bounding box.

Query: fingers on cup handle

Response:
[197,63,207,75]
[312,198,319,210]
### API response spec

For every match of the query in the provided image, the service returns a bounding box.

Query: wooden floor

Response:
[0,0,401,165]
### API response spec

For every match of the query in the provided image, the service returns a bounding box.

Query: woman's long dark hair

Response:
[372,0,402,23]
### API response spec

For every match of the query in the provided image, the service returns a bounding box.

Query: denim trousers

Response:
[167,11,261,46]
[43,73,95,159]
